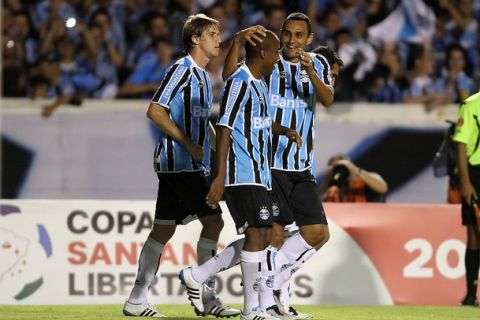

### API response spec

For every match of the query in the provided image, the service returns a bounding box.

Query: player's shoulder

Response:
[169,56,194,74]
[463,92,480,107]
[311,51,329,65]
[227,66,251,87]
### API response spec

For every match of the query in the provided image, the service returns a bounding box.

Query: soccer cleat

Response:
[123,300,166,317]
[240,309,279,320]
[288,306,313,319]
[266,305,296,320]
[200,296,242,318]
[179,267,204,313]
[273,289,289,314]
[459,295,479,306]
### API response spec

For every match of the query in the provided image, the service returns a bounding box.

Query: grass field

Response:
[0,304,478,320]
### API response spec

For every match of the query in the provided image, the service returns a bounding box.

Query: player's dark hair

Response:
[245,29,278,60]
[281,12,312,35]
[312,45,344,68]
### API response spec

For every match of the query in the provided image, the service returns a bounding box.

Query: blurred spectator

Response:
[263,5,288,37]
[220,0,241,40]
[29,57,78,117]
[368,43,405,103]
[335,0,367,33]
[119,37,174,98]
[30,0,77,30]
[38,17,68,61]
[30,0,82,42]
[438,44,475,104]
[318,154,389,202]
[2,10,36,96]
[333,27,377,101]
[168,0,195,52]
[402,45,447,110]
[88,7,126,66]
[440,0,478,80]
[78,21,119,98]
[9,10,38,64]
[125,12,170,71]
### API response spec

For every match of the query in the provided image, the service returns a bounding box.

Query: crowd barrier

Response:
[0,200,465,305]
[1,99,458,203]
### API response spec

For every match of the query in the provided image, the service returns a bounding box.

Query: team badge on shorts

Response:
[259,206,270,220]
[272,203,280,217]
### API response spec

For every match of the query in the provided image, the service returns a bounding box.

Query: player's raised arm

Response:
[298,48,334,107]
[222,25,267,81]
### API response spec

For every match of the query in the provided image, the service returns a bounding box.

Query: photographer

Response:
[319,154,388,202]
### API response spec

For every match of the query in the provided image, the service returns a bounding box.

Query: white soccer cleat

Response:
[123,300,166,317]
[179,267,204,313]
[201,295,241,318]
[273,289,289,314]
[266,305,297,320]
[240,309,279,320]
[287,306,313,319]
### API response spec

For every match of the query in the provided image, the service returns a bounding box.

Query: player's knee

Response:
[200,214,224,236]
[244,227,272,250]
[150,223,176,243]
[303,225,329,249]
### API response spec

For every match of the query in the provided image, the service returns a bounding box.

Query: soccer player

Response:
[123,14,240,318]
[180,29,302,320]
[222,13,337,318]
[453,91,480,306]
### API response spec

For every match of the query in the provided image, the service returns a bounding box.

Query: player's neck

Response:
[281,51,300,64]
[245,61,262,79]
[189,49,210,69]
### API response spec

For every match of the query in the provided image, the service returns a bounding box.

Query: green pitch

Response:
[0,304,478,320]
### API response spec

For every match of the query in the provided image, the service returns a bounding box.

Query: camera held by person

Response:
[319,154,388,202]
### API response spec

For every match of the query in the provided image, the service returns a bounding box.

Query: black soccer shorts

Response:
[154,171,221,225]
[271,168,328,226]
[223,185,273,234]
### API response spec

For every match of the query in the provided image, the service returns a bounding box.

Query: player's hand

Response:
[41,104,57,118]
[285,129,302,149]
[235,25,267,46]
[186,140,204,163]
[297,49,314,73]
[206,177,225,207]
[460,181,478,205]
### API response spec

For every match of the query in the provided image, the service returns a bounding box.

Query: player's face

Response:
[280,20,313,62]
[330,63,340,86]
[263,39,281,75]
[197,26,221,58]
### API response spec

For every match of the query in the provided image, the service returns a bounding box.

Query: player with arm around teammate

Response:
[222,13,338,318]
[180,29,301,320]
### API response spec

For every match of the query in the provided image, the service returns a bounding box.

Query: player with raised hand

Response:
[222,13,336,319]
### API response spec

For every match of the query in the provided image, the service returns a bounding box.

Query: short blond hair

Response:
[182,14,219,53]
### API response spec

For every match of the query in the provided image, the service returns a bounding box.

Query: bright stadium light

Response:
[65,18,76,28]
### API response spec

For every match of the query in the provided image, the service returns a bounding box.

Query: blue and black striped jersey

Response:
[266,53,332,171]
[151,55,213,173]
[217,64,272,189]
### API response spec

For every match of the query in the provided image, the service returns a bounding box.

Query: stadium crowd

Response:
[2,0,480,109]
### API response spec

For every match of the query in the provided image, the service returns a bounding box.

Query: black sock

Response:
[465,249,480,297]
